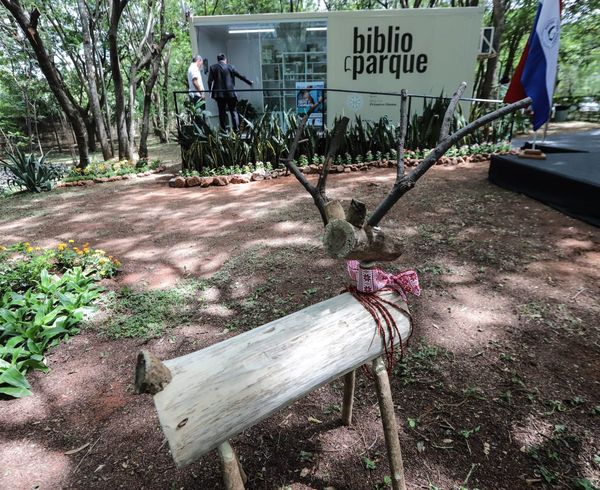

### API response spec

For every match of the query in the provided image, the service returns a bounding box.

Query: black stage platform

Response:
[489,150,600,226]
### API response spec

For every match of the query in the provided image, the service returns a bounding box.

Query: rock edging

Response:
[171,152,517,189]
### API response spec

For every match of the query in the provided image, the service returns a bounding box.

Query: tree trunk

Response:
[160,46,171,142]
[77,0,112,160]
[501,26,527,82]
[139,31,175,159]
[52,118,63,152]
[127,68,138,160]
[92,29,115,155]
[478,0,507,99]
[0,2,90,168]
[109,0,132,160]
[84,114,97,152]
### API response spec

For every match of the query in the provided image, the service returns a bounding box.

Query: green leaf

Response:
[572,478,597,490]
[0,365,30,389]
[362,457,377,470]
[0,385,32,398]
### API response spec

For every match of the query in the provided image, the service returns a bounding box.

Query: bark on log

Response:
[151,291,411,467]
[135,350,172,394]
[218,441,245,490]
[373,356,407,490]
[324,200,346,221]
[346,199,367,228]
[322,219,403,262]
[341,370,356,426]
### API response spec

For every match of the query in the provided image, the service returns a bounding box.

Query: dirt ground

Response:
[0,140,599,490]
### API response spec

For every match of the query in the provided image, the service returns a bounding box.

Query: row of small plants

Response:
[1,145,162,194]
[63,157,162,182]
[181,141,512,178]
[0,241,120,398]
[178,95,524,173]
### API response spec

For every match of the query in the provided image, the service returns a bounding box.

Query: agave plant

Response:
[1,147,63,193]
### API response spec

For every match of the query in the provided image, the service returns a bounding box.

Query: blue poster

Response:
[296,81,325,126]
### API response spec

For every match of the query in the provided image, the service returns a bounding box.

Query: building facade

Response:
[191,7,484,124]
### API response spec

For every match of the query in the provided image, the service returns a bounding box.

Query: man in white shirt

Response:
[187,55,205,109]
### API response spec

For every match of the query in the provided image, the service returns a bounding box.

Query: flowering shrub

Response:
[0,241,120,398]
[64,158,161,182]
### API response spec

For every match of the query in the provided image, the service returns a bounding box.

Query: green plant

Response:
[0,242,119,398]
[362,457,377,470]
[1,147,63,193]
[298,450,314,462]
[0,268,101,397]
[104,279,206,339]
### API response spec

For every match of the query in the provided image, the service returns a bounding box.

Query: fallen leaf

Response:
[300,467,310,477]
[64,443,90,455]
[307,416,323,424]
[416,441,426,453]
[483,442,490,456]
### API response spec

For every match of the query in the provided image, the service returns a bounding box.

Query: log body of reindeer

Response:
[284,85,531,262]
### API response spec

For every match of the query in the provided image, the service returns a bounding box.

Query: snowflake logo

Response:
[347,94,363,110]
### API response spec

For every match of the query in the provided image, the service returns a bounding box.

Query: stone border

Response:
[170,152,518,189]
[56,165,167,188]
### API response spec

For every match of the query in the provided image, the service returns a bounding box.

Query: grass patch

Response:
[395,341,452,385]
[103,279,207,339]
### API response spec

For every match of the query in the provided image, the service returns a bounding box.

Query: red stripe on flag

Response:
[504,42,530,103]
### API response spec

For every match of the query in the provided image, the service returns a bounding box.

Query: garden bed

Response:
[57,165,167,188]
[170,150,517,188]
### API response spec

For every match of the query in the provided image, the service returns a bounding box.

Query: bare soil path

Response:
[0,153,598,490]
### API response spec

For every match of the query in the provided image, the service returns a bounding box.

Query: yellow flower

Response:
[98,258,108,265]
[24,242,30,247]
[0,245,6,251]
[68,239,74,243]
[57,243,67,251]
[113,260,121,267]
[26,246,33,253]
[34,246,41,251]
[96,249,105,255]
[76,250,84,256]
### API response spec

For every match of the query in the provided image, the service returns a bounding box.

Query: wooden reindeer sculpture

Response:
[135,85,532,490]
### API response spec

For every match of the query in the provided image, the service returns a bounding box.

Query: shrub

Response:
[64,158,162,181]
[0,241,119,398]
[1,148,63,193]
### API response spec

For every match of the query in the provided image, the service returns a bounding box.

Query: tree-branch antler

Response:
[367,94,532,227]
[284,82,532,263]
[283,98,349,225]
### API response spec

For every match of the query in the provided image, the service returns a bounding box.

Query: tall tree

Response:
[109,0,133,160]
[477,0,509,99]
[77,0,113,160]
[0,0,90,167]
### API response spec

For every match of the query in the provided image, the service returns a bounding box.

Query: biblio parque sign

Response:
[328,7,484,121]
[345,26,429,80]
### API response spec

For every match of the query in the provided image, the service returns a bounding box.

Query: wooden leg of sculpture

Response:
[218,441,245,490]
[372,356,407,490]
[341,370,356,426]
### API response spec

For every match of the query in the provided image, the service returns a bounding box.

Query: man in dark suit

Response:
[207,53,254,132]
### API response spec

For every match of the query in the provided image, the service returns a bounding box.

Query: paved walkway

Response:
[512,126,600,152]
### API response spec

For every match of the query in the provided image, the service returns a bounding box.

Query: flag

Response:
[504,0,562,130]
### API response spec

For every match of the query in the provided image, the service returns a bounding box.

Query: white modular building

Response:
[190,7,485,123]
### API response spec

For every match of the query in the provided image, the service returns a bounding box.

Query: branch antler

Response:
[283,98,349,225]
[367,94,532,227]
[284,83,532,263]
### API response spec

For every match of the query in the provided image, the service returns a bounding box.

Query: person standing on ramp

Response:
[207,53,253,132]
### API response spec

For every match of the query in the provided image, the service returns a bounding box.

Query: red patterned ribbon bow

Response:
[346,260,421,300]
